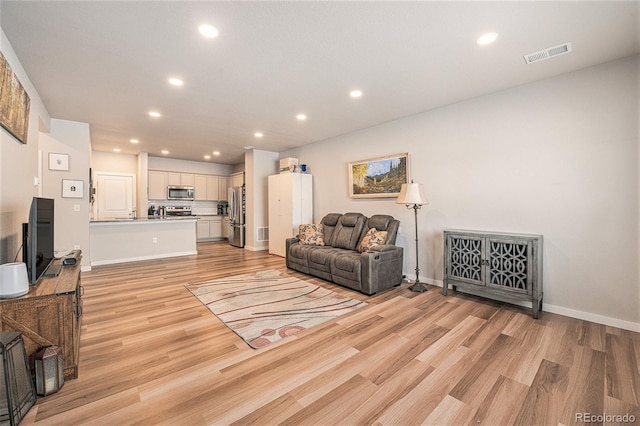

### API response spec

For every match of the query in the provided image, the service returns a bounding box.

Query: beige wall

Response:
[0,28,51,264]
[245,149,279,251]
[39,119,92,269]
[281,55,640,331]
[91,151,138,175]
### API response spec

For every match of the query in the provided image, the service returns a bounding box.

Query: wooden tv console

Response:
[0,259,82,380]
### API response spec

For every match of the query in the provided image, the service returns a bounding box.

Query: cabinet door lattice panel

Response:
[488,240,530,292]
[449,237,483,283]
[444,230,543,319]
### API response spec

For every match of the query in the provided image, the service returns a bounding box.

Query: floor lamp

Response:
[396,182,429,292]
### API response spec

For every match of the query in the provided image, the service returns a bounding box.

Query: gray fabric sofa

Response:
[286,213,403,295]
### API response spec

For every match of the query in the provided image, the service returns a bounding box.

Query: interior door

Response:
[95,173,136,220]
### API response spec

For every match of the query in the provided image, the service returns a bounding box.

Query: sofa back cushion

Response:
[331,213,366,250]
[321,213,342,246]
[362,215,400,245]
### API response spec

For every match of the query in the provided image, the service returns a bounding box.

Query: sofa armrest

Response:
[360,246,403,295]
[369,244,397,253]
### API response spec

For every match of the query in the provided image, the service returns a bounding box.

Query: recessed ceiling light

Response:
[213,151,221,156]
[113,148,121,153]
[296,114,307,121]
[477,32,499,46]
[204,155,211,160]
[199,24,219,38]
[149,111,161,118]
[350,90,363,98]
[161,150,169,155]
[130,139,139,144]
[168,77,184,86]
[254,132,263,138]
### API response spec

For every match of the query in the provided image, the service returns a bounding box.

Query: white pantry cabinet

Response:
[268,173,313,257]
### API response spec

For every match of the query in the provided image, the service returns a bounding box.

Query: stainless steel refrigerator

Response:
[228,185,245,248]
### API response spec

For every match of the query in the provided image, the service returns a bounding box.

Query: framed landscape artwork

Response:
[0,51,30,144]
[348,153,410,198]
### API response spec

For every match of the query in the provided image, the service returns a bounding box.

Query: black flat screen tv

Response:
[22,197,55,285]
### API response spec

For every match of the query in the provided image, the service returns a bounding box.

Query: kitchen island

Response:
[90,216,198,266]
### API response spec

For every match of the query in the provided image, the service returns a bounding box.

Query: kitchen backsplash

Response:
[147,200,227,215]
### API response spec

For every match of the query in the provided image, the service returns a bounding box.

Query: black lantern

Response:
[0,332,36,425]
[34,346,64,396]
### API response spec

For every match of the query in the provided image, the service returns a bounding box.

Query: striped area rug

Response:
[186,269,367,349]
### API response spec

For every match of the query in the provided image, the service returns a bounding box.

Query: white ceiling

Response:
[1,1,638,165]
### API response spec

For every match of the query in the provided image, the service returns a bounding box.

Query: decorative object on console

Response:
[0,332,36,425]
[396,182,429,292]
[34,345,64,396]
[0,51,30,145]
[0,263,29,299]
[186,269,366,349]
[348,152,409,198]
[62,179,84,198]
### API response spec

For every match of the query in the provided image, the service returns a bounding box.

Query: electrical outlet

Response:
[152,237,158,243]
[74,245,80,250]
[74,204,80,212]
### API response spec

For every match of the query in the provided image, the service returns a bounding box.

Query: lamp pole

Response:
[407,203,426,292]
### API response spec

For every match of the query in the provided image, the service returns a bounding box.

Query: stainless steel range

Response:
[165,206,192,216]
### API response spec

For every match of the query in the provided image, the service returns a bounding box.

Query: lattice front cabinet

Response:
[443,230,543,318]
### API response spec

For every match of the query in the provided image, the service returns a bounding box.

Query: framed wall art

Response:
[62,179,84,198]
[0,51,30,144]
[49,153,69,171]
[348,152,410,198]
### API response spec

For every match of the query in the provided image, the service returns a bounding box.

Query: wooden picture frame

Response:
[62,179,84,198]
[348,153,410,198]
[49,153,69,171]
[0,51,30,144]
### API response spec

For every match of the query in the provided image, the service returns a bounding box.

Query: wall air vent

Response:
[524,42,572,64]
[257,227,269,242]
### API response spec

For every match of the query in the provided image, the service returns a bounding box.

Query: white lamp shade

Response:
[396,183,428,206]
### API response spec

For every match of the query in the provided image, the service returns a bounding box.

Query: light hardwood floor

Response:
[24,242,639,425]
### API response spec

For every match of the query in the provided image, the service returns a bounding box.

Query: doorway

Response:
[93,172,136,220]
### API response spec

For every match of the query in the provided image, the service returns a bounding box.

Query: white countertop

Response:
[90,216,198,224]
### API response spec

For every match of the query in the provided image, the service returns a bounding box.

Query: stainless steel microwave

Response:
[167,186,194,200]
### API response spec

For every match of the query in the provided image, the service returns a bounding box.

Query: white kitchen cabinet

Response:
[222,216,229,239]
[148,171,167,200]
[168,172,180,186]
[218,176,229,201]
[194,174,207,201]
[180,173,195,186]
[230,172,244,188]
[268,173,313,257]
[196,216,223,241]
[168,173,194,186]
[206,176,220,200]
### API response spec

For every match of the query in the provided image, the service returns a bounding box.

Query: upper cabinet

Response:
[168,173,194,187]
[206,175,219,200]
[149,170,229,201]
[218,176,229,201]
[230,172,244,188]
[194,175,207,201]
[148,171,168,200]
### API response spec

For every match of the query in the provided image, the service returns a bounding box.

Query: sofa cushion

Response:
[331,213,366,250]
[363,214,400,245]
[358,228,388,253]
[298,224,325,246]
[321,213,342,246]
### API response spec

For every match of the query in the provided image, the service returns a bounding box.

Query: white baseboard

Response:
[422,277,640,333]
[90,250,198,267]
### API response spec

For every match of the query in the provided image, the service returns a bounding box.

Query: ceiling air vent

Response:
[524,42,572,64]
